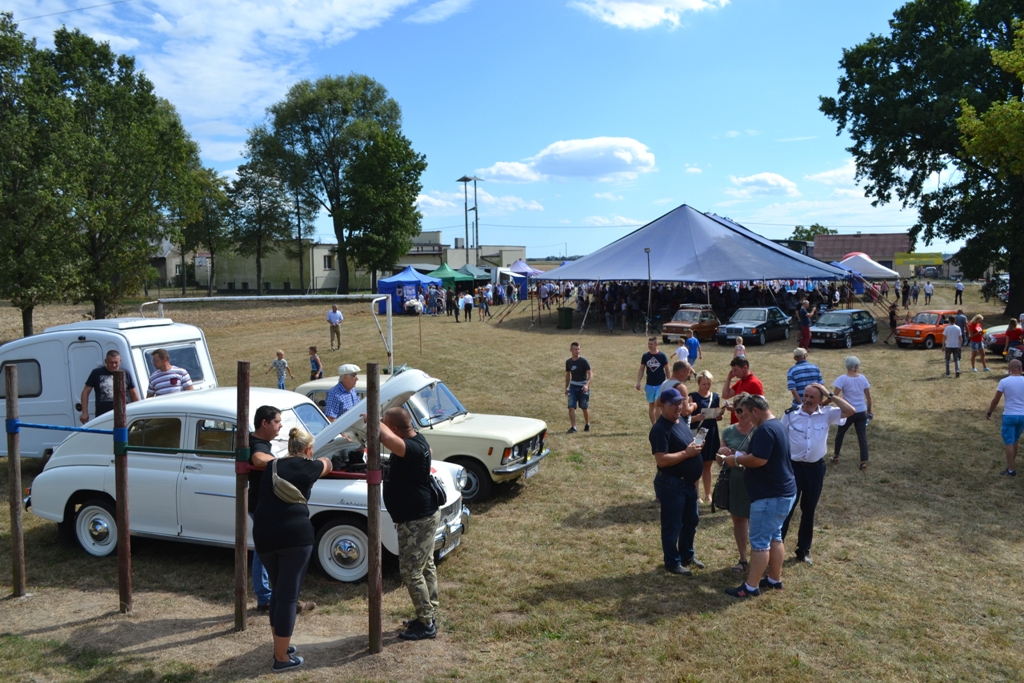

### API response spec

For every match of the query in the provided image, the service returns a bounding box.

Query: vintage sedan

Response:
[895,309,958,349]
[297,368,549,503]
[983,324,1008,356]
[809,309,879,348]
[714,306,792,346]
[27,387,469,583]
[661,305,720,344]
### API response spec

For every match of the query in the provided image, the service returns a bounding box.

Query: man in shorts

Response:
[564,342,592,434]
[986,359,1024,476]
[636,337,669,425]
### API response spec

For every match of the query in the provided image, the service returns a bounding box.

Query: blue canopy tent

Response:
[537,204,849,282]
[377,266,441,313]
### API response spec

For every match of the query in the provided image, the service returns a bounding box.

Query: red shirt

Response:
[1007,327,1023,344]
[969,322,984,343]
[730,374,765,424]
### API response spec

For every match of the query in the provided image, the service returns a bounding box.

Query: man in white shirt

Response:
[147,349,194,397]
[954,278,965,305]
[326,305,344,351]
[987,359,1024,476]
[923,281,934,305]
[943,322,963,378]
[780,383,854,565]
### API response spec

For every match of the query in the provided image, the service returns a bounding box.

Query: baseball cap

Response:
[659,388,685,404]
[338,364,361,376]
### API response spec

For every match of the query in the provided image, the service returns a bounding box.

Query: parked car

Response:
[984,324,1009,356]
[922,266,941,278]
[26,387,470,583]
[297,368,549,503]
[714,307,792,346]
[894,309,958,349]
[661,305,720,344]
[809,309,879,348]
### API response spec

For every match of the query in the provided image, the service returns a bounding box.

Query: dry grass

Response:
[1,281,1024,682]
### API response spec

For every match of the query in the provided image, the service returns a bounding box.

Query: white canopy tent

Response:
[838,253,899,279]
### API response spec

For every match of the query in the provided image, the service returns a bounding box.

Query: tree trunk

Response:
[371,270,377,293]
[180,247,186,297]
[256,245,263,296]
[331,210,349,294]
[1005,244,1024,317]
[208,253,215,297]
[93,298,106,320]
[20,305,34,337]
[296,189,304,291]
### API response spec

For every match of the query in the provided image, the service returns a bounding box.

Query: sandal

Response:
[859,462,868,470]
[731,560,749,573]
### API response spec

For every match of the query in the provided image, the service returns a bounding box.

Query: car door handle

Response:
[185,464,202,471]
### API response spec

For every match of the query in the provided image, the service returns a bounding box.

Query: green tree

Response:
[267,74,402,293]
[790,223,838,241]
[228,148,292,296]
[819,0,1024,314]
[0,15,81,336]
[183,167,233,296]
[343,130,427,292]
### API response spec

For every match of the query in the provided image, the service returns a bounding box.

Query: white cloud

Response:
[831,188,863,198]
[685,167,703,174]
[725,172,801,200]
[416,194,458,212]
[416,189,543,216]
[723,130,741,138]
[805,159,857,186]
[478,136,656,183]
[777,136,817,143]
[594,192,623,200]
[582,215,642,226]
[569,0,729,29]
[406,0,474,24]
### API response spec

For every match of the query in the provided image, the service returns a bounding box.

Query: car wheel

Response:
[783,326,790,340]
[662,335,669,345]
[74,498,118,557]
[870,329,878,343]
[844,334,853,349]
[758,331,766,346]
[453,458,491,503]
[314,515,370,582]
[924,336,935,350]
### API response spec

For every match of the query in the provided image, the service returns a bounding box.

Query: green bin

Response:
[557,307,574,329]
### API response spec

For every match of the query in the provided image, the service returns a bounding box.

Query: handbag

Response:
[711,466,730,512]
[272,457,308,505]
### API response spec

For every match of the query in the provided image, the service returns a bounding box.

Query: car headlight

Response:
[456,467,468,491]
[915,331,921,336]
[512,445,520,459]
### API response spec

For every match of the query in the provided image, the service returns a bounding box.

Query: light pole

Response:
[457,176,472,267]
[645,247,652,336]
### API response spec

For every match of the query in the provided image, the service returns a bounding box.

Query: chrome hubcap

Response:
[332,538,360,567]
[88,518,110,543]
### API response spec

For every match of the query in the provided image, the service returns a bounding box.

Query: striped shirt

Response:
[148,366,193,396]
[786,360,823,400]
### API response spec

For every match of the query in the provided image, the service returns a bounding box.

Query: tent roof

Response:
[379,266,441,286]
[509,259,543,276]
[457,264,491,280]
[537,204,849,282]
[837,254,899,279]
[428,263,473,282]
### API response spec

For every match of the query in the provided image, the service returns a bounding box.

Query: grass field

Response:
[1,282,1023,682]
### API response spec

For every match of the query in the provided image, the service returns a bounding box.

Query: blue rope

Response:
[7,419,113,436]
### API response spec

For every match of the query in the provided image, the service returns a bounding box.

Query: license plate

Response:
[525,463,540,479]
[810,339,825,344]
[438,531,461,559]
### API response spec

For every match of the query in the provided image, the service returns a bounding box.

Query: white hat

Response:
[338,364,361,376]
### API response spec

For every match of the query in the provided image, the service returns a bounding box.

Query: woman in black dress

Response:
[689,370,723,504]
[253,427,332,673]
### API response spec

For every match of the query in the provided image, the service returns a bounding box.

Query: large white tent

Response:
[837,253,899,279]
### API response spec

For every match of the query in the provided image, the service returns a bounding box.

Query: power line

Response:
[15,0,139,22]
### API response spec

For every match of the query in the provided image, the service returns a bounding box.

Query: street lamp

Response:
[457,176,472,267]
[457,175,484,267]
[645,247,652,336]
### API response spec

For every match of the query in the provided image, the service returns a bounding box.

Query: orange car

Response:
[894,309,958,349]
[661,304,720,344]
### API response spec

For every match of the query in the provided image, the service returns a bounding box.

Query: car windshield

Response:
[293,403,330,435]
[730,310,766,323]
[406,382,467,427]
[815,313,850,326]
[912,313,939,325]
[672,310,700,322]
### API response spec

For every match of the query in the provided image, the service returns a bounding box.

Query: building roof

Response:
[813,233,911,261]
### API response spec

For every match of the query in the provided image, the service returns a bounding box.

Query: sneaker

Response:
[795,551,814,566]
[665,564,692,576]
[683,558,706,570]
[399,618,437,640]
[725,583,761,598]
[956,372,961,378]
[272,655,303,673]
[296,601,316,614]
[759,577,784,591]
[286,646,297,656]
[1001,469,1016,476]
[584,424,591,432]
[256,603,270,614]
[972,368,978,372]
[566,426,578,434]
[984,367,992,372]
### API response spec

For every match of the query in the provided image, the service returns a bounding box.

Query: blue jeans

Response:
[945,347,961,375]
[568,385,590,409]
[277,378,286,390]
[250,513,272,606]
[749,495,797,552]
[653,471,700,568]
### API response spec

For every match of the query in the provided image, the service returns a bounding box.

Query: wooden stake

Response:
[5,365,25,597]
[235,361,251,632]
[366,362,383,653]
[113,371,132,613]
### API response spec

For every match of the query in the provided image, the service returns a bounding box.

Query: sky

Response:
[9,0,956,259]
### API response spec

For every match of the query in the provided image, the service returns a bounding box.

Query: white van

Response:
[0,318,217,458]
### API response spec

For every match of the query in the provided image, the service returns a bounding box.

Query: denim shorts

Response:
[568,385,590,409]
[748,495,797,552]
[1002,414,1024,445]
[971,341,984,351]
[645,384,660,403]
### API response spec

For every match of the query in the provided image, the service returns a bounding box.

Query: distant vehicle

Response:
[715,307,792,346]
[984,324,1009,356]
[895,309,958,349]
[808,309,878,348]
[921,266,941,278]
[661,305,720,344]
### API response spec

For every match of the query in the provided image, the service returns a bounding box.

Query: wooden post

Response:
[6,365,26,597]
[418,308,423,355]
[113,371,132,613]
[366,363,383,653]
[234,361,251,632]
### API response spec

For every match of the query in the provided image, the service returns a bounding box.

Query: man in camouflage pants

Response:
[378,407,441,640]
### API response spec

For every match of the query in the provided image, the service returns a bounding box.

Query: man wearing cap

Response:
[787,348,823,408]
[649,387,705,576]
[325,364,361,422]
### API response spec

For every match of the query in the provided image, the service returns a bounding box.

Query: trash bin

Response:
[557,307,574,329]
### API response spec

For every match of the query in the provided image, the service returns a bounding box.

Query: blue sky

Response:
[11,0,953,258]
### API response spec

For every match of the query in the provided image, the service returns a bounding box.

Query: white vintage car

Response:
[26,387,469,582]
[297,368,549,503]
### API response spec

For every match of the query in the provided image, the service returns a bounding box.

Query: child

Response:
[267,350,294,390]
[684,329,702,365]
[733,336,746,358]
[671,341,687,362]
[308,346,323,381]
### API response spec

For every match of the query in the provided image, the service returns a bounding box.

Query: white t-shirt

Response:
[943,324,962,348]
[924,284,934,294]
[674,345,687,361]
[833,373,870,413]
[998,375,1024,416]
[956,281,965,291]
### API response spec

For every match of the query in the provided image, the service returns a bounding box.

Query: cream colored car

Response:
[297,368,549,502]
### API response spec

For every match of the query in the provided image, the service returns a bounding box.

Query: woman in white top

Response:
[830,355,872,470]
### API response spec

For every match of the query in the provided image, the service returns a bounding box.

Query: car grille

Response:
[516,431,546,461]
[723,325,746,336]
[440,498,462,526]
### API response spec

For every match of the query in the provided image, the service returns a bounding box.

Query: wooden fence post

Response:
[235,362,251,632]
[366,363,382,653]
[113,371,132,613]
[6,365,26,597]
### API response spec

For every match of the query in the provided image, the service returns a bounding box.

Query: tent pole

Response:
[579,283,592,334]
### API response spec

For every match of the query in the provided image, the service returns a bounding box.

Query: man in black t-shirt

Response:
[379,406,440,641]
[79,351,140,423]
[649,387,704,575]
[564,342,593,434]
[636,337,670,425]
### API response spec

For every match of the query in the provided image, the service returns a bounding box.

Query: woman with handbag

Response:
[717,393,755,574]
[689,370,723,505]
[253,427,333,673]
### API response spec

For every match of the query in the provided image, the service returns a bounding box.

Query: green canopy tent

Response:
[428,263,474,289]
[457,264,491,281]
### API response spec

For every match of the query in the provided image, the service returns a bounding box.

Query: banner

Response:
[894,252,943,266]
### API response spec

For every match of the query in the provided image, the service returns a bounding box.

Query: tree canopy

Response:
[820,0,1024,313]
[790,223,837,241]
